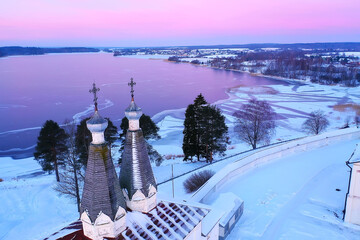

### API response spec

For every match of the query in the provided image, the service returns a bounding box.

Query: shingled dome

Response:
[81,143,127,222]
[125,100,142,120]
[120,130,157,200]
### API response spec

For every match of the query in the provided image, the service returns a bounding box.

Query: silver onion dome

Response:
[86,110,108,133]
[125,100,142,120]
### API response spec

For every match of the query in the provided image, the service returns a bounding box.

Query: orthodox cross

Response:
[89,83,100,111]
[128,77,136,100]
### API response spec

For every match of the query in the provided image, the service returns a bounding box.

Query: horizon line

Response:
[1,41,360,49]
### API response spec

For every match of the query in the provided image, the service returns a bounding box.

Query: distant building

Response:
[344,143,360,225]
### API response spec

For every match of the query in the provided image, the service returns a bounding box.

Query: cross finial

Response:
[89,82,100,111]
[128,77,136,101]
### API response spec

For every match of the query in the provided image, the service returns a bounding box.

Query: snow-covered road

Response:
[204,139,360,239]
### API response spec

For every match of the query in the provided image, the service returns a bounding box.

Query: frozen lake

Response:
[0,53,283,158]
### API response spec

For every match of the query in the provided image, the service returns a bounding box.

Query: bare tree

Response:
[302,110,329,135]
[233,99,276,149]
[342,117,351,129]
[54,120,84,214]
[355,114,360,128]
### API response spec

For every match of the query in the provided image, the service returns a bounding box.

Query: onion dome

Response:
[86,111,108,145]
[125,100,142,121]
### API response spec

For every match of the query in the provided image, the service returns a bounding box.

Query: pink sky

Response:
[0,0,359,47]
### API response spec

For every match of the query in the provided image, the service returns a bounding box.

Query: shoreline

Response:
[2,55,358,160]
[165,58,360,88]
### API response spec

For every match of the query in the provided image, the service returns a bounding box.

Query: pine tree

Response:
[119,114,161,164]
[119,114,160,140]
[183,94,229,162]
[75,117,118,167]
[182,104,197,161]
[183,94,208,161]
[200,105,229,162]
[34,120,68,182]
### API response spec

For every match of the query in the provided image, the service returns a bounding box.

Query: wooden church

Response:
[49,80,221,240]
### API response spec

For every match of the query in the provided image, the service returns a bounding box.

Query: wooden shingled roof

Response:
[81,144,126,222]
[50,200,210,240]
[120,130,157,200]
[122,200,210,240]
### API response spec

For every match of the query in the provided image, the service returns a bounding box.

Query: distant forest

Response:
[0,46,100,57]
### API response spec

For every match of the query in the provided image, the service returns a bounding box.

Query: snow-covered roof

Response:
[121,200,210,240]
[50,200,213,240]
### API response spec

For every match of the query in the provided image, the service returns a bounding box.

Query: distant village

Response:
[112,44,360,87]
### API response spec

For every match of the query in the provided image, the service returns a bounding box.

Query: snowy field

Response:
[0,73,360,239]
[151,79,360,158]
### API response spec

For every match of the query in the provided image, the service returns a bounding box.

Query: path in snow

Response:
[204,139,360,239]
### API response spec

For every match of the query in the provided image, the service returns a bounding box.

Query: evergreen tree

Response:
[200,105,229,162]
[75,118,91,167]
[105,118,119,144]
[119,114,160,140]
[75,117,118,167]
[183,94,208,161]
[193,93,207,106]
[146,142,163,166]
[34,120,68,182]
[119,114,161,164]
[182,104,197,161]
[183,94,229,162]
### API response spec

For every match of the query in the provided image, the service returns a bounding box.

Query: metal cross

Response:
[89,82,100,111]
[128,77,136,100]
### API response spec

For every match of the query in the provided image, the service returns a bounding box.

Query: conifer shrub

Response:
[183,170,215,193]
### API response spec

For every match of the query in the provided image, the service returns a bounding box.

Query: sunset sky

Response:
[0,0,359,47]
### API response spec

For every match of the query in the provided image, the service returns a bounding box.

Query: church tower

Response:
[80,83,127,240]
[345,143,360,225]
[120,78,157,213]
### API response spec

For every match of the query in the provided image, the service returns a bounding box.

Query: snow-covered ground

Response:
[203,138,360,239]
[340,52,360,57]
[0,157,78,240]
[150,79,360,158]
